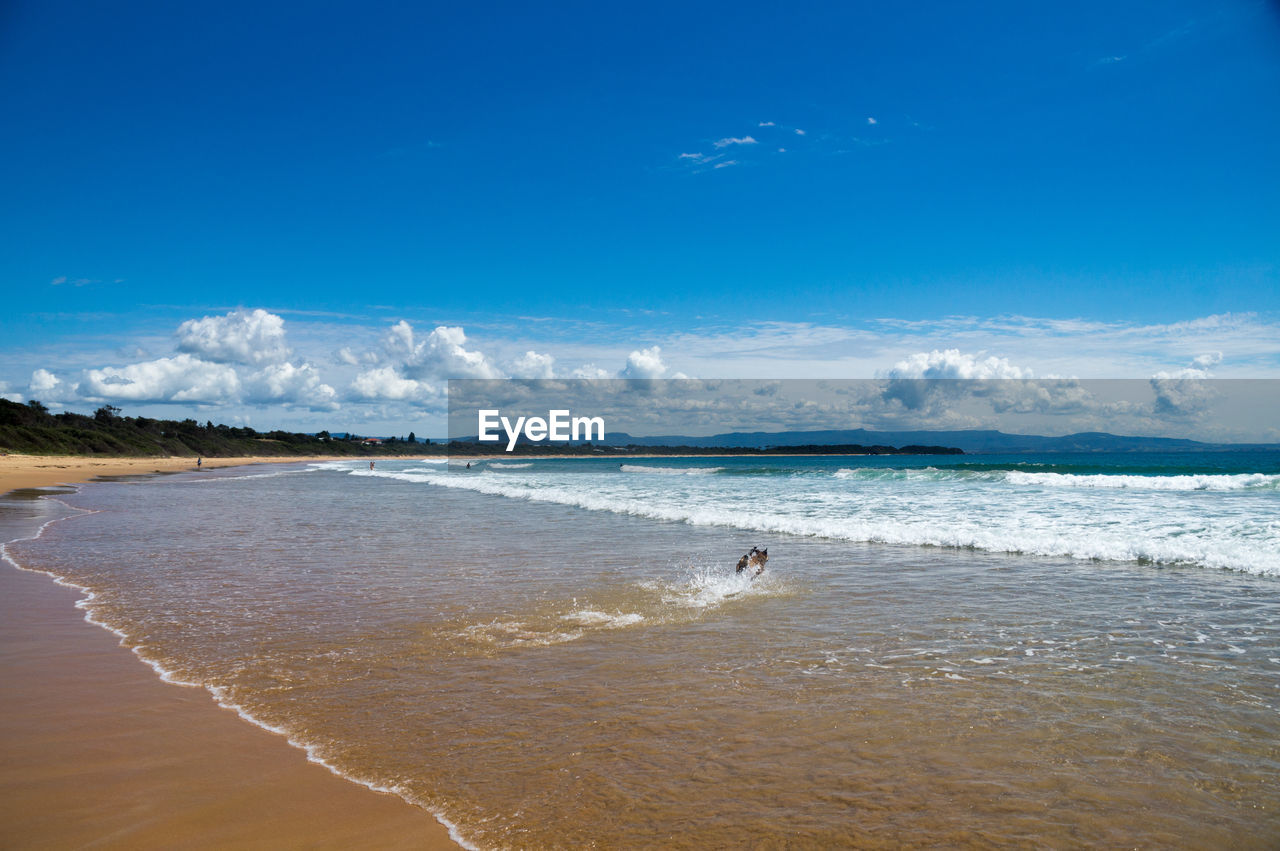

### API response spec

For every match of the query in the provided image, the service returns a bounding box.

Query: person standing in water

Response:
[369,460,375,471]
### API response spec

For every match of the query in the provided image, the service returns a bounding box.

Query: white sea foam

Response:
[1004,471,1280,491]
[834,467,1280,492]
[620,465,724,475]
[388,467,1280,576]
[647,561,776,610]
[185,468,311,483]
[561,609,646,628]
[490,462,534,469]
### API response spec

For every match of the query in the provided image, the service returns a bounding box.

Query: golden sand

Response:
[0,456,459,850]
[0,453,365,493]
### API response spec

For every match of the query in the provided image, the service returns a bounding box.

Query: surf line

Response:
[477,409,605,452]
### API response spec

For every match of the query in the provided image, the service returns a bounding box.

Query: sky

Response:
[2,1,1278,436]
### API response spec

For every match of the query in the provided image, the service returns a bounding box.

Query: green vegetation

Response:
[0,399,442,458]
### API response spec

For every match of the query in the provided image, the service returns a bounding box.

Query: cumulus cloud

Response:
[880,349,1035,414]
[244,362,339,411]
[385,321,502,380]
[1154,351,1224,380]
[349,366,438,404]
[887,349,1033,380]
[713,136,757,148]
[1192,351,1223,370]
[1150,353,1225,417]
[509,350,556,379]
[1,380,23,402]
[620,346,669,379]
[177,308,292,365]
[335,346,379,366]
[1150,376,1219,417]
[344,320,502,408]
[81,354,242,404]
[29,368,64,398]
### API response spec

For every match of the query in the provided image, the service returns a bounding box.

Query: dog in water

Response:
[735,546,768,577]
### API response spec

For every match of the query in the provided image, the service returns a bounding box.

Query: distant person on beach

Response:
[196,457,202,468]
[369,461,375,471]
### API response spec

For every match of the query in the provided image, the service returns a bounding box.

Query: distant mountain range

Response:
[589,428,1278,454]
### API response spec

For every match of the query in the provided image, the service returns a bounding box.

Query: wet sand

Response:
[0,459,459,850]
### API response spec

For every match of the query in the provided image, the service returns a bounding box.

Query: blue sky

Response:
[2,1,1278,434]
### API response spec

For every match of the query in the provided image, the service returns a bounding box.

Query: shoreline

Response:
[0,457,462,849]
[0,453,398,493]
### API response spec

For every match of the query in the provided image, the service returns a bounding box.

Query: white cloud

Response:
[621,346,669,379]
[713,136,758,148]
[176,308,291,365]
[343,321,502,408]
[866,117,877,125]
[1150,375,1219,417]
[1154,351,1225,380]
[29,368,64,397]
[244,362,339,411]
[794,128,806,136]
[335,346,379,366]
[713,160,738,169]
[571,364,613,379]
[886,349,1033,380]
[758,121,776,127]
[349,366,437,403]
[81,354,241,404]
[1192,351,1223,370]
[385,321,502,380]
[509,350,556,379]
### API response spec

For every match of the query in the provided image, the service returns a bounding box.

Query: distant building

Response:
[361,437,383,446]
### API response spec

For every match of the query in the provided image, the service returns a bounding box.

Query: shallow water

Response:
[5,457,1280,847]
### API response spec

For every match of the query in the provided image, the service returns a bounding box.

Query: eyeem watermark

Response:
[478,409,606,451]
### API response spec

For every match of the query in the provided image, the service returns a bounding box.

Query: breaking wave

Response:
[620,465,725,476]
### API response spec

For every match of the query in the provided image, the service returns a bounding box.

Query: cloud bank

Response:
[11,307,1278,435]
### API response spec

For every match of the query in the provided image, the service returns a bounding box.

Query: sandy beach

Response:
[0,455,459,850]
[0,453,366,493]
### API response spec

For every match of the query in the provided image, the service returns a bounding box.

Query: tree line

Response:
[0,399,441,458]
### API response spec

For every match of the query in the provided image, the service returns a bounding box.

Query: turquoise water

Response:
[417,450,1280,575]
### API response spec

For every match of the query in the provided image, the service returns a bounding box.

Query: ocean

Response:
[4,451,1280,848]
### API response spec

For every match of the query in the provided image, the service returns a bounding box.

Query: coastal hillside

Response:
[0,399,435,458]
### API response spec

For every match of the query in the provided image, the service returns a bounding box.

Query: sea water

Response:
[4,452,1279,847]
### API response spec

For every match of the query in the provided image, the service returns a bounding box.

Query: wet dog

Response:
[735,546,768,577]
